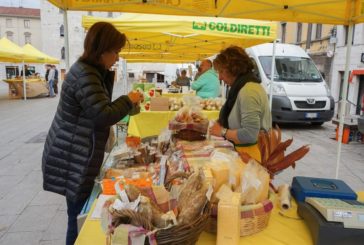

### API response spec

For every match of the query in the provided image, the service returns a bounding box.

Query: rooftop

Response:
[0,6,40,18]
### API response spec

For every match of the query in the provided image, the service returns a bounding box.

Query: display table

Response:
[127,110,219,138]
[75,192,364,245]
[2,78,48,99]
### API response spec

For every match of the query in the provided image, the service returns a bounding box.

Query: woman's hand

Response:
[128,91,144,104]
[209,121,223,137]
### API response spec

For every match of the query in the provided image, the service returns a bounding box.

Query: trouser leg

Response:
[66,198,87,245]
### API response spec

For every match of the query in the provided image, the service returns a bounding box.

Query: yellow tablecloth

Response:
[161,93,193,98]
[127,110,219,138]
[75,192,364,245]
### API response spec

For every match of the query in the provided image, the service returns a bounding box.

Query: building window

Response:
[315,24,322,39]
[6,31,13,41]
[24,20,30,28]
[281,22,286,43]
[296,23,302,43]
[61,47,65,60]
[24,32,31,44]
[108,12,113,17]
[6,18,12,28]
[59,8,64,14]
[344,25,355,45]
[60,25,64,37]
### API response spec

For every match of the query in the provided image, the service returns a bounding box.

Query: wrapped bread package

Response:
[206,161,229,203]
[217,192,241,245]
[240,160,270,205]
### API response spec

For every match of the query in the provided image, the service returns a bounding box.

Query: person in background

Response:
[175,69,191,87]
[42,22,143,245]
[194,65,202,81]
[47,65,55,97]
[20,64,32,77]
[209,46,272,162]
[191,59,220,98]
[53,65,59,95]
[45,64,51,82]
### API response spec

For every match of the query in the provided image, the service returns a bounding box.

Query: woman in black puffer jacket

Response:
[42,22,143,245]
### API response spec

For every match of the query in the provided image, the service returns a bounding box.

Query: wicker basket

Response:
[205,197,274,236]
[108,203,211,245]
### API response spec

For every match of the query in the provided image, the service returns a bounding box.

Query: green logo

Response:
[192,21,271,36]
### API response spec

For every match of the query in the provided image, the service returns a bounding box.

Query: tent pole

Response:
[22,61,27,100]
[269,40,277,109]
[63,10,70,70]
[335,23,354,179]
[124,60,128,93]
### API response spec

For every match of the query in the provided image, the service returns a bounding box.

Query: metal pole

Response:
[22,61,26,100]
[269,40,277,109]
[124,60,128,93]
[63,10,70,70]
[335,23,354,179]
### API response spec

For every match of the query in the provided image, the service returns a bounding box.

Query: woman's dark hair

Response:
[79,22,126,67]
[213,46,253,77]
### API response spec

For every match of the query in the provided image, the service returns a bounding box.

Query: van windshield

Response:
[258,56,323,82]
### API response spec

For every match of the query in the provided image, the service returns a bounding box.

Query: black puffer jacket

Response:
[42,61,134,202]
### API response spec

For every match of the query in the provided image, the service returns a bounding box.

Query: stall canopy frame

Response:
[48,0,363,179]
[82,13,277,63]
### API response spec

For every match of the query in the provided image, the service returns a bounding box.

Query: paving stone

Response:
[9,205,59,232]
[0,215,17,240]
[0,176,22,199]
[0,186,39,215]
[41,211,67,241]
[39,239,65,245]
[30,191,64,206]
[0,231,43,245]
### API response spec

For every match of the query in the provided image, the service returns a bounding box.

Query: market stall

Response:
[0,37,59,100]
[128,110,219,138]
[2,77,49,99]
[75,191,364,245]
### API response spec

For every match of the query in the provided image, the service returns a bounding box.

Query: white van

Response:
[246,43,334,125]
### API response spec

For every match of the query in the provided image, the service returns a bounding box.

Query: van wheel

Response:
[311,122,324,126]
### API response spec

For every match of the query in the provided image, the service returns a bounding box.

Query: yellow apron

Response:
[235,142,261,162]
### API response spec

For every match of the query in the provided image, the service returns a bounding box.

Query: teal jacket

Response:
[191,69,220,98]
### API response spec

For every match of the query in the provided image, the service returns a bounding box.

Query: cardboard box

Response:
[150,97,169,111]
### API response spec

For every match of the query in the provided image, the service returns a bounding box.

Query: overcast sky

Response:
[0,0,40,8]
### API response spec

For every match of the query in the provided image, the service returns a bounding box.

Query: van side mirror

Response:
[320,72,325,79]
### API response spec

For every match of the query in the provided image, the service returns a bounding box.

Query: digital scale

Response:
[306,197,364,229]
[298,201,364,245]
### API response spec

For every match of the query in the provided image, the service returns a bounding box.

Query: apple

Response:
[149,89,155,97]
[144,102,150,111]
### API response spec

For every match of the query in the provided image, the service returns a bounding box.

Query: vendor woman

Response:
[209,46,272,161]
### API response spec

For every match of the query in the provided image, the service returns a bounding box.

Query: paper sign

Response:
[90,194,114,219]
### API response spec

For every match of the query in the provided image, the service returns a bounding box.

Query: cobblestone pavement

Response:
[0,81,363,245]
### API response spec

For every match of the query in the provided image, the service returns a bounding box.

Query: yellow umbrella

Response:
[82,13,277,62]
[22,44,60,64]
[50,0,364,25]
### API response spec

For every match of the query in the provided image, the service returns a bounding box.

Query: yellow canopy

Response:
[82,13,276,62]
[0,37,34,62]
[22,44,60,64]
[50,0,364,25]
